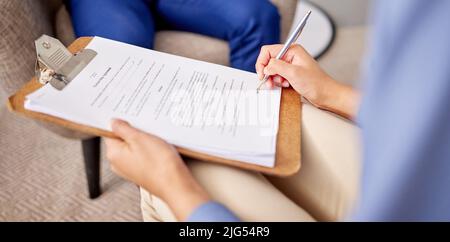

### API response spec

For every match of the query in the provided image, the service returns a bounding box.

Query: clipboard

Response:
[7,36,302,177]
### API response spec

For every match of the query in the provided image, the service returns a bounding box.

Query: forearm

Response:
[153,168,240,222]
[148,162,239,222]
[318,78,361,120]
[163,175,211,221]
[149,163,211,221]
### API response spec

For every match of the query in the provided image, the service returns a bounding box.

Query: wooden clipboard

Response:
[7,37,302,177]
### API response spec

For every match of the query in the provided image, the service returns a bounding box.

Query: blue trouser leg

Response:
[154,0,281,72]
[68,0,280,72]
[68,0,156,49]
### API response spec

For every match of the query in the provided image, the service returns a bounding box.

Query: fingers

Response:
[273,75,283,85]
[256,45,284,80]
[104,137,126,159]
[271,75,290,88]
[263,59,299,82]
[282,80,290,88]
[111,119,143,144]
[266,78,274,89]
[256,45,307,88]
[104,137,129,177]
[104,137,124,148]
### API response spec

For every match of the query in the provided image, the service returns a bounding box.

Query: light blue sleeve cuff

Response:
[187,201,240,222]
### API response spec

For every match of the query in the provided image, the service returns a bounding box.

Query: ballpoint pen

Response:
[257,10,312,92]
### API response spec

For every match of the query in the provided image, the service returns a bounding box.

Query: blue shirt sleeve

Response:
[187,202,240,222]
[353,0,450,221]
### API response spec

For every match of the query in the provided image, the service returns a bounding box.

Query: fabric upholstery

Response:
[0,0,54,96]
[0,0,90,139]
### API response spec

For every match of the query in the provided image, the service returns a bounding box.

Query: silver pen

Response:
[257,10,312,92]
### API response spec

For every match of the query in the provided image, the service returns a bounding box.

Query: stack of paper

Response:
[25,37,282,167]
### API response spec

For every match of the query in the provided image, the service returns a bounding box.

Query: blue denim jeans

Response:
[67,0,280,72]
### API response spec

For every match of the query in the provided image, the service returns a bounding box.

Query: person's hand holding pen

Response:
[256,44,360,120]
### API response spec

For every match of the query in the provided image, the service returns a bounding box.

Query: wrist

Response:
[314,76,340,110]
[316,79,360,120]
[166,180,211,221]
[155,163,211,221]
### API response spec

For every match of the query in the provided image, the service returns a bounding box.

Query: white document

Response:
[25,37,282,167]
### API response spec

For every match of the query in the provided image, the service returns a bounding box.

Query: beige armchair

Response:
[0,0,298,198]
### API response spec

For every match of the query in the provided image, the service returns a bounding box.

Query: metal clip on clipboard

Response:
[35,35,97,90]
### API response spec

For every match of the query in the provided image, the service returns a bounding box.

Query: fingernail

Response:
[282,81,290,88]
[274,76,282,84]
[111,118,124,128]
[110,119,118,129]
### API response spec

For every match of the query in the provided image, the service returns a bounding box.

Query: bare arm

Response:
[319,78,361,120]
[256,44,361,120]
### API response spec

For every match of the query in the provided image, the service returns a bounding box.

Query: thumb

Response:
[264,59,299,82]
[111,119,142,143]
[104,137,127,161]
